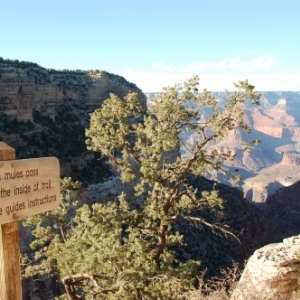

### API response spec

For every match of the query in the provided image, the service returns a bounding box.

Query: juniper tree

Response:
[23,76,260,299]
[85,76,260,263]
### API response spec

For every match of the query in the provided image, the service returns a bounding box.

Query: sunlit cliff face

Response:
[176,94,300,203]
[0,62,146,122]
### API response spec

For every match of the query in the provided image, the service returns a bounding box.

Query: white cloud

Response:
[247,55,276,69]
[121,55,298,93]
[184,55,276,73]
[151,61,177,71]
[216,58,240,69]
[121,70,186,92]
[183,62,213,71]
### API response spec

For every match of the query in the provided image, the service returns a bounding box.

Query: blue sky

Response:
[1,0,299,92]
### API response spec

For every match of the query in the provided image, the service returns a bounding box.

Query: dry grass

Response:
[184,262,241,300]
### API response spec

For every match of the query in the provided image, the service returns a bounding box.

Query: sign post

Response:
[0,142,60,299]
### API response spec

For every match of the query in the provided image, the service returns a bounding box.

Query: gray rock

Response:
[231,235,300,300]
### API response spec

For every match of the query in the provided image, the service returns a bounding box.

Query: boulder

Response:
[231,235,300,300]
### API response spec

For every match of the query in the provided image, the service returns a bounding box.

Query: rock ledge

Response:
[232,235,300,300]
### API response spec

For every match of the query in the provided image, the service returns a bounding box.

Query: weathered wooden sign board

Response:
[0,142,60,300]
[0,157,60,225]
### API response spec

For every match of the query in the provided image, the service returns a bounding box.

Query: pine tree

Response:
[23,76,260,299]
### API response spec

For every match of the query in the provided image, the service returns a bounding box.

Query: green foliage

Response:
[0,104,112,185]
[85,77,260,237]
[23,178,199,299]
[86,76,260,190]
[22,178,81,276]
[23,76,260,299]
[0,114,35,135]
[0,56,40,68]
[0,56,137,90]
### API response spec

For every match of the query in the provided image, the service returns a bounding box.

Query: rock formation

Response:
[0,58,147,184]
[231,235,300,300]
[243,154,300,204]
[175,91,300,203]
[241,95,300,203]
[0,58,146,121]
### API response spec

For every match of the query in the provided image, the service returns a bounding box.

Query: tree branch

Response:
[172,215,240,243]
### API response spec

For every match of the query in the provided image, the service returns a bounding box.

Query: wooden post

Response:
[0,142,60,299]
[0,142,22,300]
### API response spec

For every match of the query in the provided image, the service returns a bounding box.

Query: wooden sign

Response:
[0,157,60,225]
[0,142,61,300]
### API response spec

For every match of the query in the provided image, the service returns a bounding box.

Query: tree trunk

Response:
[152,222,168,264]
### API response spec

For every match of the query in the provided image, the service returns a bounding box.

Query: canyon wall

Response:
[0,59,146,184]
[242,99,300,203]
[0,59,146,121]
[184,92,300,204]
[146,90,300,204]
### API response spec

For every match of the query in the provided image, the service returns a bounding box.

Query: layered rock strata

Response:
[243,152,300,204]
[0,59,146,121]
